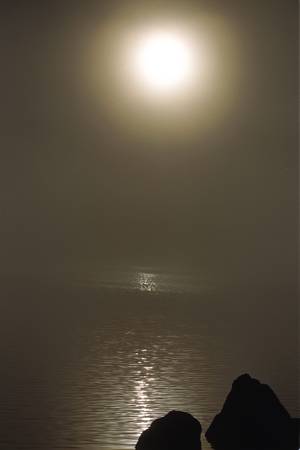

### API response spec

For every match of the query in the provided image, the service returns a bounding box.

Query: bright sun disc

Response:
[133,30,195,93]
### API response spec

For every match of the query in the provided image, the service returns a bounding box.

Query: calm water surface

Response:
[0,269,298,450]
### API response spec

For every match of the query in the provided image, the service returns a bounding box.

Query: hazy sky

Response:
[1,1,298,285]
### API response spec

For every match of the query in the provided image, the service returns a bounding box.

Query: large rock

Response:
[205,373,298,450]
[136,410,202,450]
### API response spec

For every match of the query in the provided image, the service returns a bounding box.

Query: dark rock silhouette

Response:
[136,410,202,450]
[205,373,299,450]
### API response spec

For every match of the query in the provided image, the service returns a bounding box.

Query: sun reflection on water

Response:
[132,349,155,437]
[136,272,157,292]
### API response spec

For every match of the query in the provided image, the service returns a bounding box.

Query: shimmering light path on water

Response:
[0,270,298,450]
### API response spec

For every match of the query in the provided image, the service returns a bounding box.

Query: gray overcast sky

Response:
[0,1,298,285]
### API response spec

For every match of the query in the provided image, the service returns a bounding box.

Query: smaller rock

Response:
[136,410,202,450]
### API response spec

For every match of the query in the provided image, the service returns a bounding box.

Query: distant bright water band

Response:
[74,268,212,295]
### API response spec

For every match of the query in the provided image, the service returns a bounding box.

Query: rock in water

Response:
[205,373,298,450]
[136,410,202,450]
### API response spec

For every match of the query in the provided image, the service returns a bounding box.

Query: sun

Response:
[133,30,195,93]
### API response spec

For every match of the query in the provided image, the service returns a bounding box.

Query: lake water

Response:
[0,268,298,450]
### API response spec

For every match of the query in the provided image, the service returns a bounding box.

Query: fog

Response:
[1,1,297,288]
